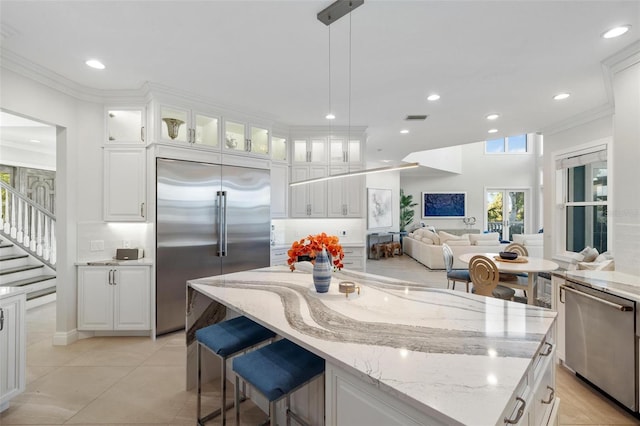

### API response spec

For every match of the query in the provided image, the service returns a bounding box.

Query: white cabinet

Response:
[270,246,289,267]
[341,246,365,271]
[290,166,327,217]
[329,138,362,165]
[77,266,151,331]
[551,275,565,363]
[292,138,327,164]
[327,166,364,218]
[224,120,270,156]
[158,105,220,147]
[0,293,25,413]
[103,147,147,221]
[271,135,288,162]
[270,163,289,218]
[106,107,145,144]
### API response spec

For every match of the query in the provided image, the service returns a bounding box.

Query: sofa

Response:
[403,229,547,269]
[403,229,509,269]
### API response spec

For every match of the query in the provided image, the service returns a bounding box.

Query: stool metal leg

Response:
[270,399,277,426]
[197,343,202,426]
[235,375,241,426]
[220,357,227,425]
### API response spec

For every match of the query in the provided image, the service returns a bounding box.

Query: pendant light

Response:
[290,0,418,187]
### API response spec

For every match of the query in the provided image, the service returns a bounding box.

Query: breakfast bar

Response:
[186,265,558,425]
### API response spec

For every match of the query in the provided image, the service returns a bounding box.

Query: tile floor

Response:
[0,255,638,425]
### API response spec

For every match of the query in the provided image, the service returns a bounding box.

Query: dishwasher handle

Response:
[561,285,633,312]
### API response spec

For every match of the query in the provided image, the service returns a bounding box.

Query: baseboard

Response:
[52,328,79,346]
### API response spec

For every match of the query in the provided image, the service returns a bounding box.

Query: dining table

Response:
[458,252,559,305]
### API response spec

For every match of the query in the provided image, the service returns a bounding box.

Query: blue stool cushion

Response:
[232,339,325,402]
[447,270,471,281]
[196,316,275,357]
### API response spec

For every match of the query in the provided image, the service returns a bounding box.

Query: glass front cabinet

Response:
[271,135,288,162]
[106,107,145,144]
[224,120,270,156]
[158,105,220,148]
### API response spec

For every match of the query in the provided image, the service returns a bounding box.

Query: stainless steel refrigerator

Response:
[156,158,271,335]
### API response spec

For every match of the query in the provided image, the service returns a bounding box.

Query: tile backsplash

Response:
[271,218,365,246]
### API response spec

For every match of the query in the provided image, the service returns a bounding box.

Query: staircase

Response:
[0,237,56,308]
[1,180,57,308]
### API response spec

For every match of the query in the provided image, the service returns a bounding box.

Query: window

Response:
[485,134,529,154]
[556,146,609,254]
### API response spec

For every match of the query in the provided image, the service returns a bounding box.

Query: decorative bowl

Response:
[499,251,519,260]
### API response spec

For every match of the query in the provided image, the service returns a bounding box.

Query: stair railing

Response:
[0,180,56,269]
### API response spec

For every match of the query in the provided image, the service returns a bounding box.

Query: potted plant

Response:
[399,189,418,232]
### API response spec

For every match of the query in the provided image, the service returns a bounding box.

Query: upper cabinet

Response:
[103,147,146,222]
[292,139,327,164]
[329,139,362,165]
[106,107,145,144]
[224,120,270,156]
[158,105,220,148]
[271,135,288,163]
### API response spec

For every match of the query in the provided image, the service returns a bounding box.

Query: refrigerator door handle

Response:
[217,190,224,256]
[221,190,228,256]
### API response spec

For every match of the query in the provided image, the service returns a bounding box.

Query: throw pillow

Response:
[422,229,440,244]
[579,246,599,262]
[438,231,465,243]
[420,237,434,245]
[446,239,469,246]
[469,232,500,245]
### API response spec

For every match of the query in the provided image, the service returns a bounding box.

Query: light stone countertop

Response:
[0,286,27,300]
[189,264,556,425]
[74,258,154,266]
[562,270,640,302]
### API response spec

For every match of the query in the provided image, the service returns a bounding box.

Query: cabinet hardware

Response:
[112,270,117,285]
[541,386,555,404]
[141,126,145,142]
[559,285,565,304]
[140,202,145,218]
[306,151,311,162]
[108,269,113,285]
[540,341,553,357]
[0,308,4,331]
[562,284,633,311]
[504,397,526,424]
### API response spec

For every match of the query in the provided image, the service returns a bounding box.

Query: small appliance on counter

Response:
[115,248,144,260]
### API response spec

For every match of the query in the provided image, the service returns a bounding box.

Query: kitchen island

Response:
[187,265,558,425]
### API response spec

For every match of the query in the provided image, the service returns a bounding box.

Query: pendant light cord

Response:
[348,8,352,173]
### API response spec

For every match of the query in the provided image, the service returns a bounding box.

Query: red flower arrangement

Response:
[287,232,345,271]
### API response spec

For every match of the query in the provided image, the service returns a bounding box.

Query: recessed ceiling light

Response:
[427,94,440,101]
[85,59,105,70]
[486,113,500,120]
[553,93,570,101]
[29,139,41,143]
[602,25,631,39]
[325,113,335,120]
[400,129,409,134]
[488,129,498,134]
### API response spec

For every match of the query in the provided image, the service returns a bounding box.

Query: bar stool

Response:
[232,338,325,426]
[195,316,276,426]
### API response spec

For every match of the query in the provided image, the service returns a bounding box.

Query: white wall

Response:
[365,169,401,235]
[612,57,640,275]
[400,141,538,233]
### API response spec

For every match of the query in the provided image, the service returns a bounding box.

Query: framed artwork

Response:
[422,192,466,218]
[367,188,393,229]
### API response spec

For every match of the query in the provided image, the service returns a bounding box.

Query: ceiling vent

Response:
[405,115,428,121]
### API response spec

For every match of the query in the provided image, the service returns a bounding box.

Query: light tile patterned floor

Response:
[1,255,638,425]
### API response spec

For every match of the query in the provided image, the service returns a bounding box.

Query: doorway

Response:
[485,188,529,241]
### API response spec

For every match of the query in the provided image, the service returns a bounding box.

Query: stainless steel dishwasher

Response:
[561,279,637,412]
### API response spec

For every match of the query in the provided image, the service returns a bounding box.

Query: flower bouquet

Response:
[287,232,345,271]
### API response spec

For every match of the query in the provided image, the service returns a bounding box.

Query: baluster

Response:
[43,217,50,261]
[2,187,9,233]
[16,199,24,242]
[10,193,17,238]
[30,207,37,251]
[50,222,57,266]
[23,204,31,248]
[36,210,43,257]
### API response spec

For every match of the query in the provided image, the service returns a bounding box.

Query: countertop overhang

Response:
[188,265,556,425]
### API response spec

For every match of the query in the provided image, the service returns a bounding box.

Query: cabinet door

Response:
[308,166,327,217]
[327,166,363,218]
[106,108,145,144]
[292,139,326,163]
[290,166,327,217]
[159,106,190,143]
[192,112,219,148]
[249,125,269,155]
[271,164,288,218]
[271,136,287,162]
[224,120,247,152]
[552,276,565,362]
[103,148,146,222]
[113,267,150,330]
[78,268,114,330]
[0,293,25,408]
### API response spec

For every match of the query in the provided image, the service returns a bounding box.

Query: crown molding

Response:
[540,103,613,136]
[289,125,368,135]
[603,40,640,74]
[1,49,148,104]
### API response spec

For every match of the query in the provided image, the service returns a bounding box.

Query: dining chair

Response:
[468,255,516,300]
[442,243,471,292]
[505,242,528,256]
